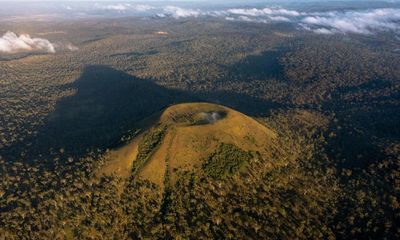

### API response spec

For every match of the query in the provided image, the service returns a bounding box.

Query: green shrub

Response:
[202,143,252,179]
[131,125,167,176]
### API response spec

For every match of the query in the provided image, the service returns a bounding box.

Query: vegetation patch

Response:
[202,143,252,179]
[131,125,167,176]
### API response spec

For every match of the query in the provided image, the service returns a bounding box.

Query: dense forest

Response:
[0,16,399,239]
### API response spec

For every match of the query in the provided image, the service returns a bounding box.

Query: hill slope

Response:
[97,102,277,188]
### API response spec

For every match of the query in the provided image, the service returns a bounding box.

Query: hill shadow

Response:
[226,48,285,82]
[3,65,193,161]
[1,65,282,163]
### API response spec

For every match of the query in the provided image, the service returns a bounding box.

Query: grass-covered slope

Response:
[97,102,277,187]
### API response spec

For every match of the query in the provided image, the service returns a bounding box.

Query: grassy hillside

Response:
[96,102,277,188]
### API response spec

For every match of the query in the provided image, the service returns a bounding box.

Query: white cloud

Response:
[156,6,294,23]
[88,4,400,35]
[152,6,400,35]
[155,31,168,35]
[238,16,253,22]
[227,8,263,16]
[301,8,400,34]
[132,4,154,12]
[274,9,302,17]
[0,31,55,54]
[98,4,130,11]
[269,16,291,22]
[66,43,79,51]
[313,28,335,34]
[97,4,154,13]
[228,7,301,17]
[163,6,202,18]
[207,10,228,17]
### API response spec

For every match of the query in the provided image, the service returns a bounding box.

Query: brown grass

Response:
[95,135,142,179]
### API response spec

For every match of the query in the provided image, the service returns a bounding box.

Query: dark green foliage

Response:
[132,125,167,176]
[203,143,252,179]
[334,152,400,240]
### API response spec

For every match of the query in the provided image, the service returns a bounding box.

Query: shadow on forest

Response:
[3,65,192,161]
[320,79,400,168]
[2,65,281,162]
[227,48,284,81]
[41,65,194,156]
